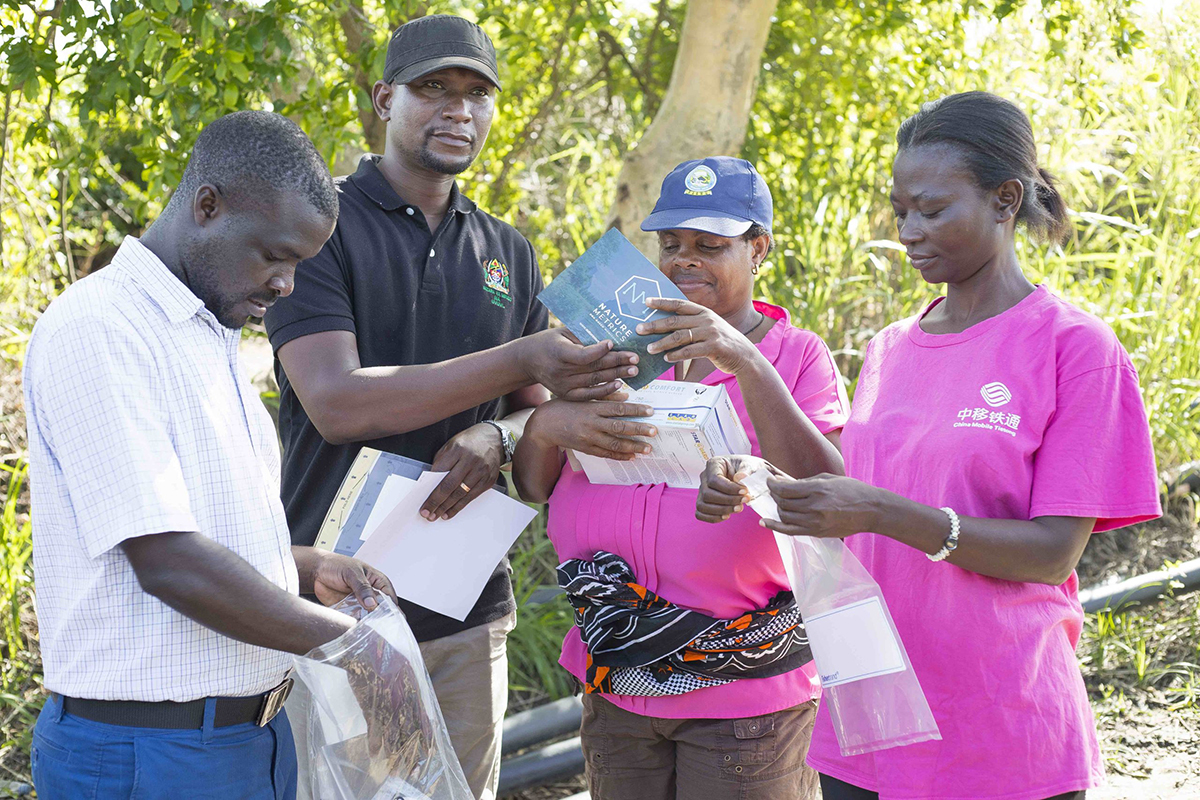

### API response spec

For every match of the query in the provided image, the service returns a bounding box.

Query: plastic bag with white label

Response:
[740,468,941,756]
[292,594,473,800]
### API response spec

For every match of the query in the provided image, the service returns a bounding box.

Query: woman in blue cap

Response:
[513,157,848,799]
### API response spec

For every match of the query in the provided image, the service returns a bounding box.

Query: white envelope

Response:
[352,471,538,621]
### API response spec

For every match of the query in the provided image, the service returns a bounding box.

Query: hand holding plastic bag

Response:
[737,462,941,756]
[293,594,473,800]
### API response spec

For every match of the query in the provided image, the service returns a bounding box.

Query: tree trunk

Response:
[339,0,388,157]
[338,2,429,167]
[607,0,778,257]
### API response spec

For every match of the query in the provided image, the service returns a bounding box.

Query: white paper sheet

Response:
[352,471,538,621]
[801,597,906,687]
[359,474,419,541]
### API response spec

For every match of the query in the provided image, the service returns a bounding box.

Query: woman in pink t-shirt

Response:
[700,92,1161,800]
[513,157,849,799]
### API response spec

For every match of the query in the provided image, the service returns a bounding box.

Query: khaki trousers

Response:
[419,611,517,800]
[581,694,820,800]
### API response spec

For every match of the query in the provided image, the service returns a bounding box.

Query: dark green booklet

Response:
[537,229,689,390]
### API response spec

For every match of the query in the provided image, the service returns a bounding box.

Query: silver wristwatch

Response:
[484,419,517,464]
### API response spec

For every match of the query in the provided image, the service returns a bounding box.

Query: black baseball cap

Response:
[383,14,502,90]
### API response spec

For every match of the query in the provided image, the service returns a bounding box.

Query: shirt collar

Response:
[115,236,206,325]
[349,154,477,215]
[677,300,789,385]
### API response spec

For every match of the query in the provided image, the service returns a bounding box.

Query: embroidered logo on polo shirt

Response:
[483,258,513,307]
[684,165,717,196]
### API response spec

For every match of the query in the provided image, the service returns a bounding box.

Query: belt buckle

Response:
[256,677,294,727]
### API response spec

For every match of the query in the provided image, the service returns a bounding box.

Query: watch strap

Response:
[484,419,516,464]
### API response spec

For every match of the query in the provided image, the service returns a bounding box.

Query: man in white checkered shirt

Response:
[23,111,396,800]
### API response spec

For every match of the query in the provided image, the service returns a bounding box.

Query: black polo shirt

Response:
[264,155,548,642]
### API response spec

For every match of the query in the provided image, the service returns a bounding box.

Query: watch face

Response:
[492,421,516,461]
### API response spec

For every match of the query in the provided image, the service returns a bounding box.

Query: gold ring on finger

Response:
[686,329,694,344]
[459,482,472,493]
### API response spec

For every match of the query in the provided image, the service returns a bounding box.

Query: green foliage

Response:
[507,514,576,709]
[0,460,39,783]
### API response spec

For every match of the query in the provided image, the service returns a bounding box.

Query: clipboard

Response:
[315,446,510,558]
[314,448,431,557]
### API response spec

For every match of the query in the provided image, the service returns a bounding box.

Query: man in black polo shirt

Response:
[264,14,645,799]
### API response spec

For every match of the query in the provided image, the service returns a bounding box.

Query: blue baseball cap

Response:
[640,157,773,237]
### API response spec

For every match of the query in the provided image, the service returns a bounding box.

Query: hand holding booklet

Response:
[536,228,690,390]
[738,465,942,756]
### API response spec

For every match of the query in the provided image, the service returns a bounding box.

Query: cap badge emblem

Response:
[683,165,717,196]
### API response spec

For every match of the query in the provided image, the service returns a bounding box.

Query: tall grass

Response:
[506,514,576,711]
[0,461,38,783]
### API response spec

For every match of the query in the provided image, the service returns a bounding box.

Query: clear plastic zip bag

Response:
[740,467,941,756]
[293,594,473,800]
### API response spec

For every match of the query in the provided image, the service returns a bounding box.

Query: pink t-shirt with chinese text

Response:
[806,286,1162,799]
[547,301,849,719]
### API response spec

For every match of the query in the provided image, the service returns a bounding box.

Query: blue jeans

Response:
[31,693,298,800]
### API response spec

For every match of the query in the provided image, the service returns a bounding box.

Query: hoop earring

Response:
[751,263,759,275]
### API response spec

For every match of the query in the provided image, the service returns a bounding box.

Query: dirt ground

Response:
[1091,695,1200,799]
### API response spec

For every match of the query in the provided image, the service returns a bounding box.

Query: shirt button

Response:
[429,249,436,258]
[405,207,415,215]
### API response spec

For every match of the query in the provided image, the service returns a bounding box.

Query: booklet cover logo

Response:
[615,276,661,321]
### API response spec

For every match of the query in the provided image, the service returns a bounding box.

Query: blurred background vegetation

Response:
[2,0,1199,795]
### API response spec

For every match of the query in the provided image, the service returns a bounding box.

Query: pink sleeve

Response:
[1029,364,1161,531]
[791,336,850,435]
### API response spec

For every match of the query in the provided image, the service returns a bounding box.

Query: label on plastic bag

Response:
[372,776,431,800]
[802,597,906,687]
[301,661,369,744]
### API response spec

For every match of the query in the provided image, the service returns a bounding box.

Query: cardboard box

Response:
[571,380,752,488]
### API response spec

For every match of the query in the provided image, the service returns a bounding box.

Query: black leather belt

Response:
[58,677,293,729]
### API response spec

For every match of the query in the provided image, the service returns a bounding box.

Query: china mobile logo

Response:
[955,406,1021,436]
[980,381,1012,407]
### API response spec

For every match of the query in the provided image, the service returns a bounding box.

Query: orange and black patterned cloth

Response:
[557,551,811,697]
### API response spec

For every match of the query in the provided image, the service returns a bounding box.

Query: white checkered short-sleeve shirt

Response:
[24,236,298,701]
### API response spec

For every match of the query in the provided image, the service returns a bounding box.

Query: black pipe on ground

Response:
[501,696,582,756]
[497,736,586,795]
[1080,556,1200,613]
